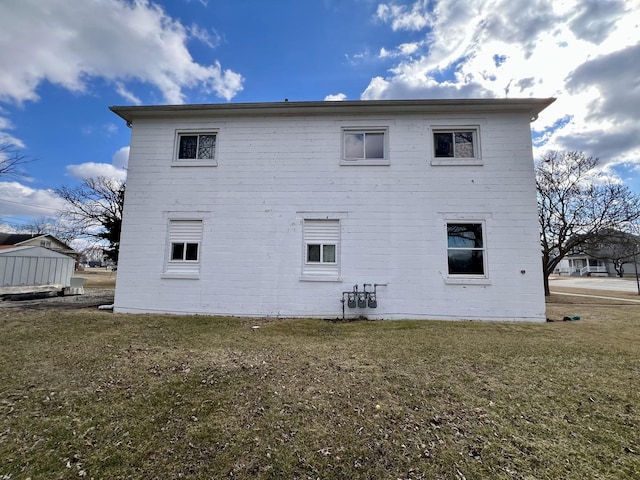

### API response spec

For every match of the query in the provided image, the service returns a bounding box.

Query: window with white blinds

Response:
[165,219,203,276]
[303,219,340,277]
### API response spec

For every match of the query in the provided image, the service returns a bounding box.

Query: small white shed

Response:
[0,246,75,294]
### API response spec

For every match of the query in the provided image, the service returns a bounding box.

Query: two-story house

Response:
[110,98,554,321]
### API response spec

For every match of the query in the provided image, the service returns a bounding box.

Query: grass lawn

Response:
[1,293,638,479]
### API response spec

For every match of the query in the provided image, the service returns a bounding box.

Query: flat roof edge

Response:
[110,98,556,124]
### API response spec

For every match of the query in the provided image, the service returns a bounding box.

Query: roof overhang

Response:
[110,98,556,126]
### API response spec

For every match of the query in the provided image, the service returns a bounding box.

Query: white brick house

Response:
[110,99,553,321]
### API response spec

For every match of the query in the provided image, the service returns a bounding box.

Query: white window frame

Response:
[170,241,199,262]
[341,127,390,166]
[431,126,482,166]
[173,130,218,167]
[299,215,344,282]
[306,243,337,265]
[162,218,203,279]
[441,215,491,285]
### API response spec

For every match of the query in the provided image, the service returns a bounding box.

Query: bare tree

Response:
[0,143,33,179]
[56,177,125,263]
[22,217,82,246]
[537,151,640,295]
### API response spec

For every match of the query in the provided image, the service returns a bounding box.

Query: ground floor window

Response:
[307,243,336,263]
[447,222,485,275]
[171,241,199,261]
[165,219,203,277]
[302,219,340,278]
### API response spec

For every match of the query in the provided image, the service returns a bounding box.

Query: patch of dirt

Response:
[0,288,115,311]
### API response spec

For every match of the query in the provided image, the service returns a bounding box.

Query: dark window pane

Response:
[171,242,185,260]
[434,133,453,157]
[307,244,321,262]
[447,224,483,248]
[454,132,474,157]
[448,250,484,274]
[345,133,365,158]
[178,135,198,159]
[198,135,216,159]
[185,243,199,261]
[323,244,336,263]
[365,133,384,158]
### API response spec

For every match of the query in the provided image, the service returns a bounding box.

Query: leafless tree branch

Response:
[0,143,34,179]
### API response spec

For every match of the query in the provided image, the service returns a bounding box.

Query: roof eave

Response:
[110,98,555,125]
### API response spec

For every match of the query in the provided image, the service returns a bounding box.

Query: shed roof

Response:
[111,98,555,126]
[0,233,78,254]
[0,245,76,259]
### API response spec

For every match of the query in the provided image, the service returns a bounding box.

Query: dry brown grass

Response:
[0,291,638,479]
[78,267,117,288]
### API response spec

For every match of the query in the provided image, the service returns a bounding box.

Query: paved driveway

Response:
[549,275,640,293]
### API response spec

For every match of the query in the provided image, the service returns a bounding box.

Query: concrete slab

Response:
[549,275,640,293]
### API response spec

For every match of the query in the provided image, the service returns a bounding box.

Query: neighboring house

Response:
[555,253,640,277]
[110,98,554,321]
[554,230,640,277]
[0,233,78,259]
[554,254,609,276]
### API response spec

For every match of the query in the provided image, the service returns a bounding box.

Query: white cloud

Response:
[188,24,222,49]
[568,0,627,44]
[81,123,120,137]
[0,0,244,105]
[207,61,244,103]
[565,44,640,123]
[324,93,347,101]
[115,82,142,106]
[0,113,24,148]
[376,2,431,31]
[344,50,371,65]
[65,146,129,183]
[112,146,130,170]
[66,163,127,183]
[0,223,18,234]
[0,181,66,217]
[365,0,640,174]
[379,42,423,59]
[105,123,118,136]
[361,73,490,100]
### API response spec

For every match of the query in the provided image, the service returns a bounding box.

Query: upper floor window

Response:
[434,131,474,158]
[431,127,482,166]
[174,132,217,166]
[341,128,389,166]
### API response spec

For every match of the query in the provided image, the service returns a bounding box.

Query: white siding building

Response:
[111,99,553,321]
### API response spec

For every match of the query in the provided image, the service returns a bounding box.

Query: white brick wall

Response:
[114,109,546,321]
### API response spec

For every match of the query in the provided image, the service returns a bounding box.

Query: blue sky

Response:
[1,0,639,233]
